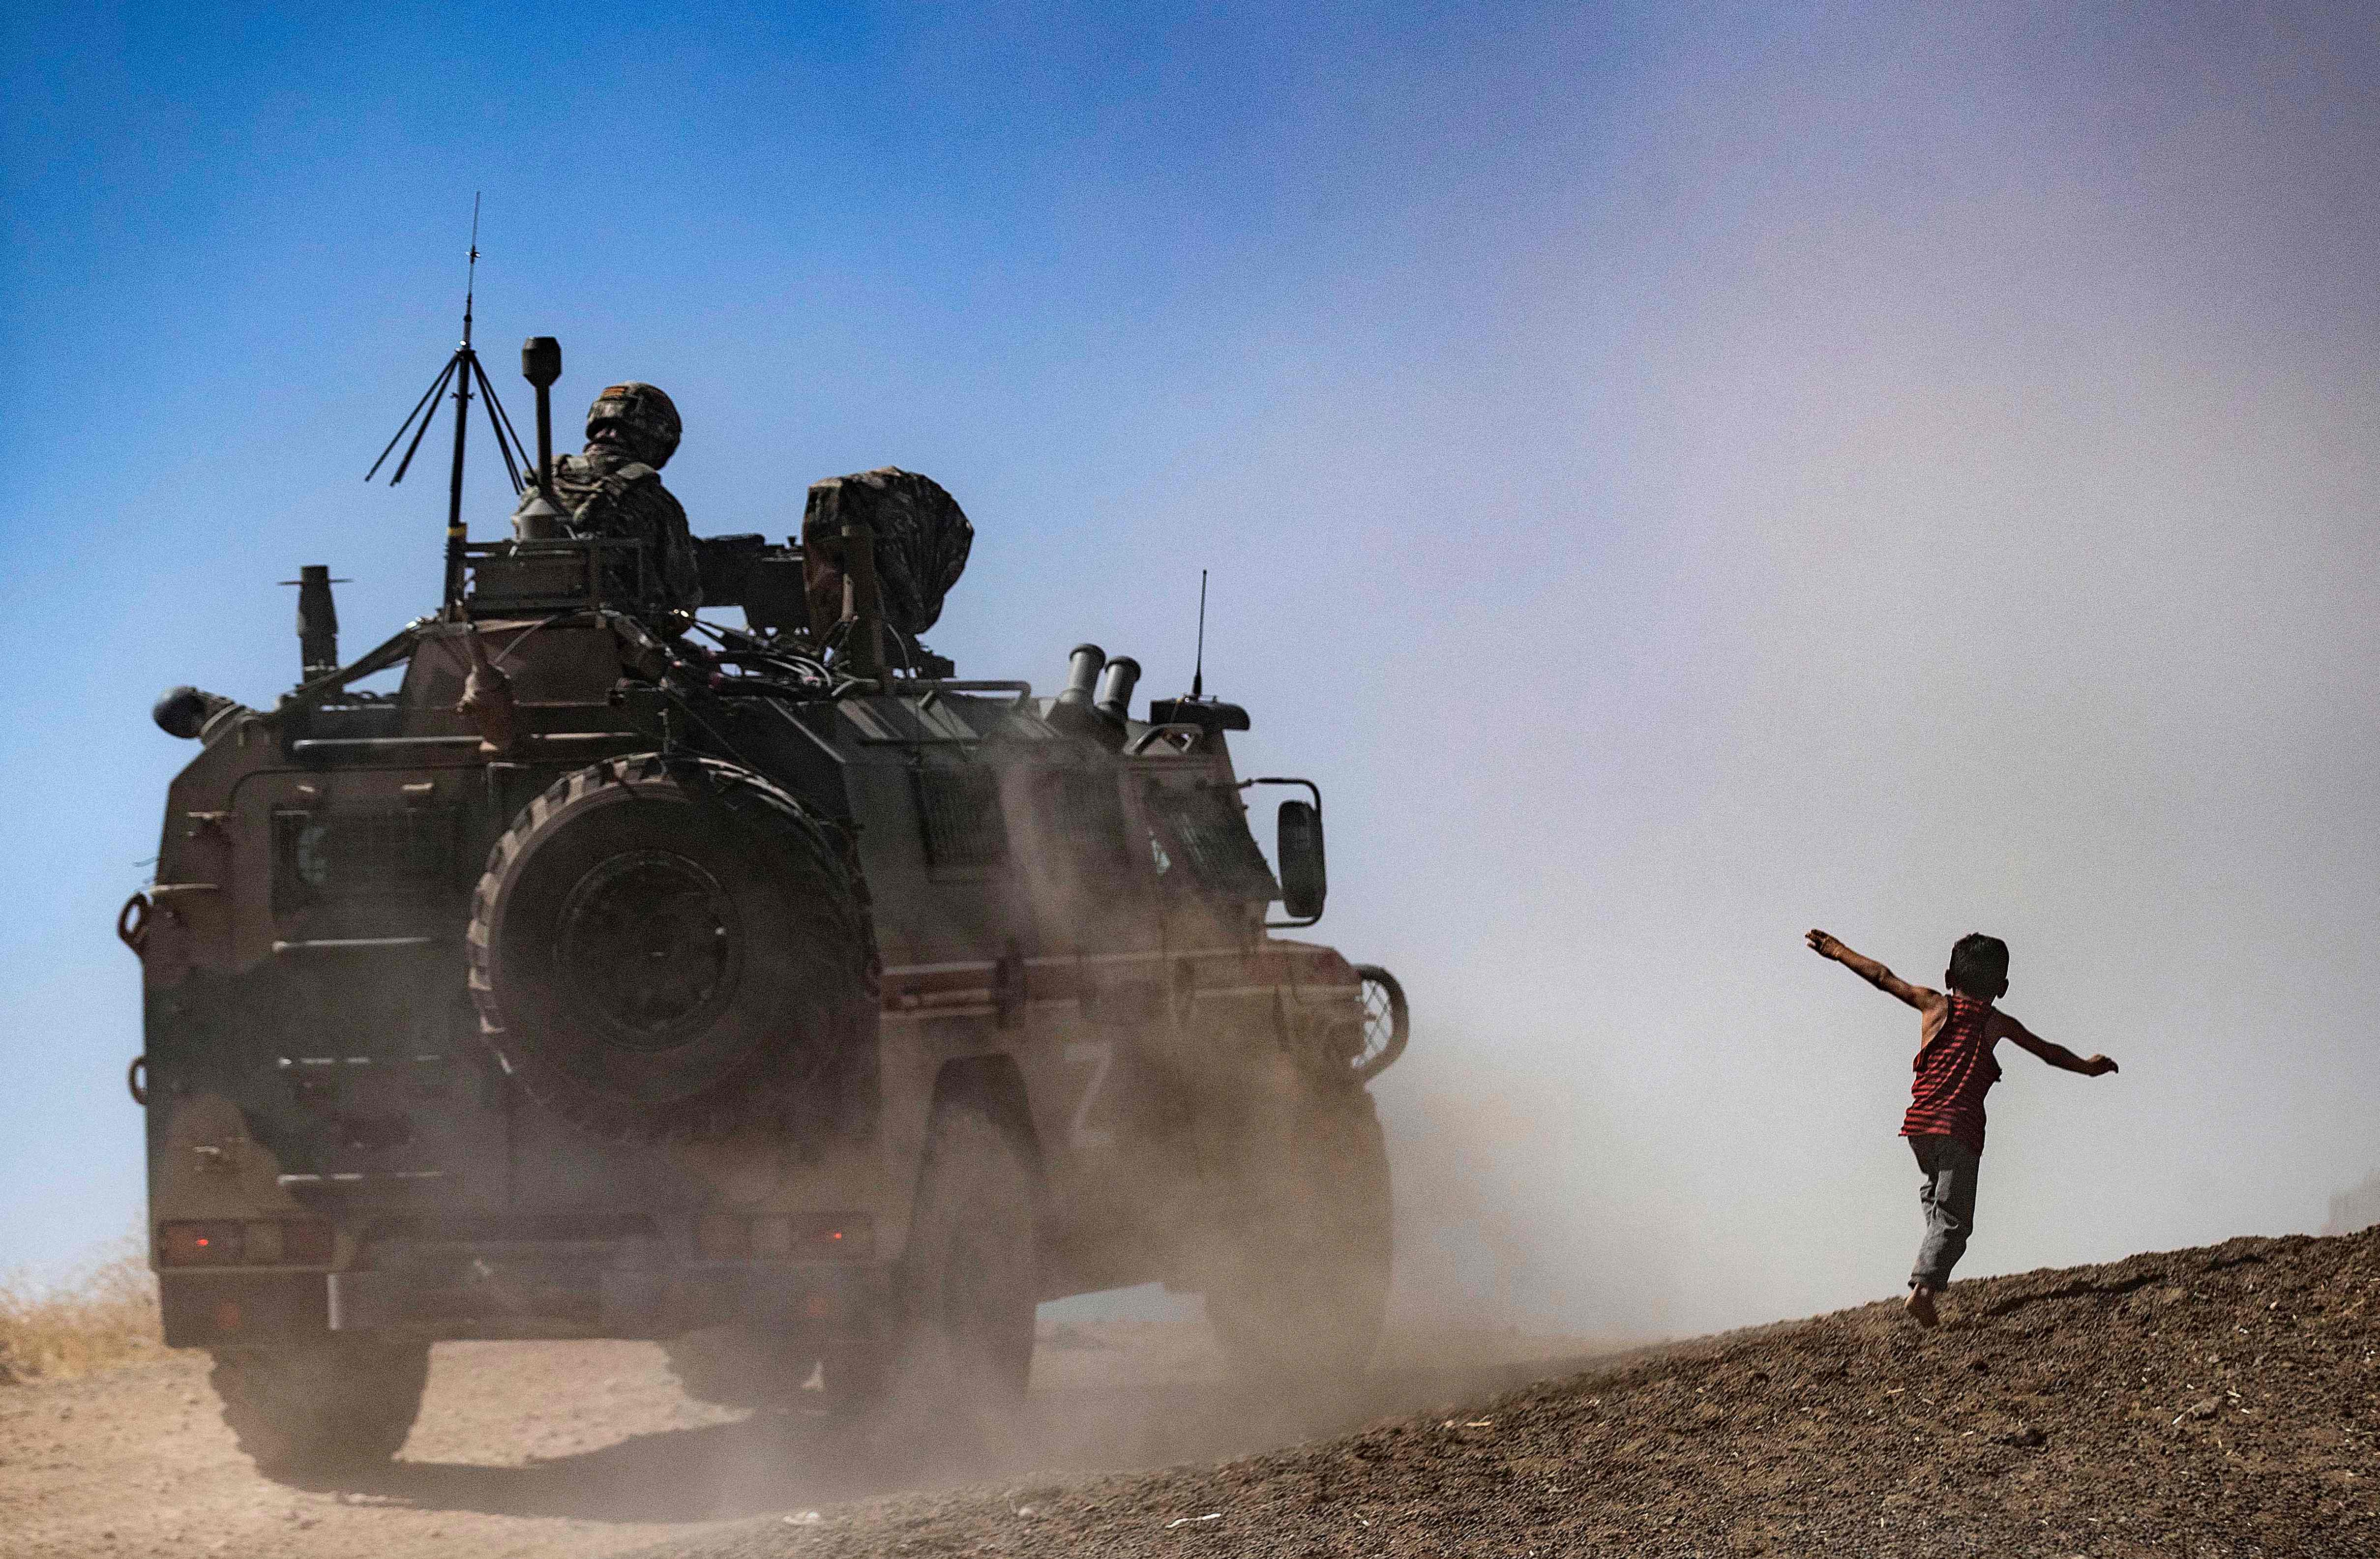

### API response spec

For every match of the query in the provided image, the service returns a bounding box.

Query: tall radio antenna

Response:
[365,193,534,616]
[1190,568,1209,701]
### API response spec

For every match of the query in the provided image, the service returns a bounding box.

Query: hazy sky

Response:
[5,3,2375,1338]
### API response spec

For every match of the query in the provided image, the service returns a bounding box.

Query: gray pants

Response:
[1908,1133,1981,1289]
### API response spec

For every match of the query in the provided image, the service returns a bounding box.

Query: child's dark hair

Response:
[1946,933,2010,997]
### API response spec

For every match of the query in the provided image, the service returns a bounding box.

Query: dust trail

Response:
[1366,1024,1689,1350]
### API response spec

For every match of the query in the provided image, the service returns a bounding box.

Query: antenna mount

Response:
[365,193,536,617]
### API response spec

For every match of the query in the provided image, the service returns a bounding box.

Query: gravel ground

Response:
[634,1229,2379,1559]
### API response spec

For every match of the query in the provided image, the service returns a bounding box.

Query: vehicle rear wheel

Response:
[884,1098,1038,1418]
[208,1336,430,1477]
[469,754,875,1143]
[661,1325,883,1415]
[1205,1090,1392,1380]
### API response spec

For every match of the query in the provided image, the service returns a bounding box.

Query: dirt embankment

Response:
[645,1229,2377,1559]
[5,1230,2370,1558]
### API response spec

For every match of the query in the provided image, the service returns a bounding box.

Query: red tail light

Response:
[695,1213,871,1261]
[157,1219,333,1267]
[158,1221,242,1265]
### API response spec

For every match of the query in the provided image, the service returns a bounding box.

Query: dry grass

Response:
[0,1237,163,1384]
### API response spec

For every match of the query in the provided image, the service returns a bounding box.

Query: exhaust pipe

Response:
[1049,643,1106,735]
[1094,656,1140,725]
[1057,643,1105,707]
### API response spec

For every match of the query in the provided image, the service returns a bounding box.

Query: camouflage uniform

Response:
[801,469,973,639]
[549,448,701,614]
[540,382,703,615]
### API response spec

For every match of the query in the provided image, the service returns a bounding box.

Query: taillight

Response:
[157,1219,334,1266]
[695,1213,871,1261]
[158,1221,242,1265]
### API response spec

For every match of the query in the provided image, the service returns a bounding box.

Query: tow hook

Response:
[116,892,151,956]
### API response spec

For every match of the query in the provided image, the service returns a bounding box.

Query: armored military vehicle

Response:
[122,333,1408,1474]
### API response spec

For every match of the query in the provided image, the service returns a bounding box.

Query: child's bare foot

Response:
[1905,1284,1939,1328]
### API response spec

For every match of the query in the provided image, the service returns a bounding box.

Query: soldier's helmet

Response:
[585,382,682,468]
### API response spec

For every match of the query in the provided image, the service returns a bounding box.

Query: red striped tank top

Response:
[1902,993,2001,1154]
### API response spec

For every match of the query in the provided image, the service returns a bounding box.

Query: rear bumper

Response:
[161,1259,888,1347]
[159,1272,330,1349]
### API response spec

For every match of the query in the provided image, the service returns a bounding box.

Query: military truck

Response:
[121,338,1408,1474]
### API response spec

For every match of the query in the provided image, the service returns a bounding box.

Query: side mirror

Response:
[1277,799,1327,923]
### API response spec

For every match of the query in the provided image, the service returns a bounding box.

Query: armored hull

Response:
[132,511,1406,1471]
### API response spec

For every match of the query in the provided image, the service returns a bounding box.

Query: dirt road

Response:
[0,1317,1621,1558]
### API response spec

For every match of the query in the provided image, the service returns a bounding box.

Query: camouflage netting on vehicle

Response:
[801,468,974,639]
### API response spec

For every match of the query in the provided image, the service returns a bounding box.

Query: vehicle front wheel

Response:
[1205,1091,1392,1381]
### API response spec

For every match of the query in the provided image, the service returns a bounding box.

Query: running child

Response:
[1805,929,2118,1327]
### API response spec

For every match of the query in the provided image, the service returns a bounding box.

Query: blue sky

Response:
[6,3,2378,1337]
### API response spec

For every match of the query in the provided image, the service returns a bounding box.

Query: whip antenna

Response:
[1190,568,1208,701]
[465,192,479,329]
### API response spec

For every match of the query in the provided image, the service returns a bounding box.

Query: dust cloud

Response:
[1373,1046,1676,1349]
[1052,4,2380,1346]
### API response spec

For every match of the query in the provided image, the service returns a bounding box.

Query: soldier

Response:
[536,382,703,615]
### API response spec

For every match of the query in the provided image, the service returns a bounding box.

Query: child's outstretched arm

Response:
[2001,1016,2118,1076]
[1805,929,1942,1012]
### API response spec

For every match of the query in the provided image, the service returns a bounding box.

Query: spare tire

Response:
[468,754,875,1142]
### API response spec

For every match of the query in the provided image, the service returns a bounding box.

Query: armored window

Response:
[273,808,462,910]
[1142,783,1280,902]
[1035,768,1138,883]
[910,765,1009,875]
